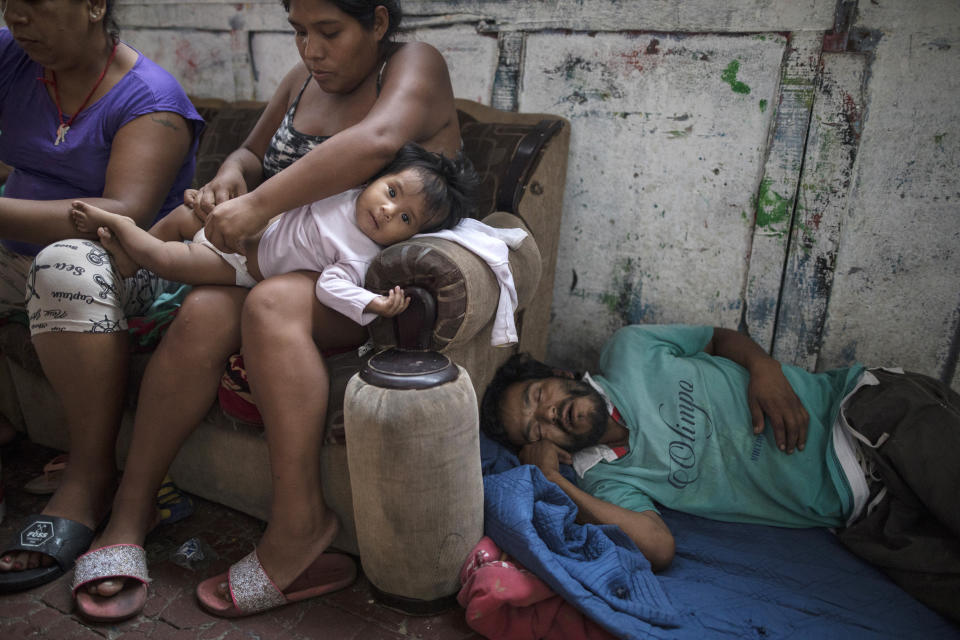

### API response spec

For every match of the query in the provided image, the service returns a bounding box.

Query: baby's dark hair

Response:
[371,142,480,232]
[479,353,557,449]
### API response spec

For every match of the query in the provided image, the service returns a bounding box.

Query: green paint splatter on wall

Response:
[755,177,792,237]
[759,99,768,112]
[934,132,947,145]
[721,60,751,95]
[600,292,619,314]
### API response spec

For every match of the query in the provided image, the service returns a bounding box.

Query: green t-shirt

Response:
[580,325,864,528]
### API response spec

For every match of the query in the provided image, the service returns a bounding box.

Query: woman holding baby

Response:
[0,0,462,621]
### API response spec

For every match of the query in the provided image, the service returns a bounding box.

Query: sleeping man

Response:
[479,324,959,622]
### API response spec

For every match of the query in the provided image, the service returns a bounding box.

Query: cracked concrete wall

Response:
[6,0,956,386]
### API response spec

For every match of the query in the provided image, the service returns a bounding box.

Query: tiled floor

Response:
[0,436,482,640]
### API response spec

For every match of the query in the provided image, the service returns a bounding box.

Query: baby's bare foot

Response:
[70,200,134,232]
[98,228,140,278]
[70,205,98,234]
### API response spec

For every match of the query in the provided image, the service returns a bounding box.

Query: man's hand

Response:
[203,193,268,253]
[747,356,809,453]
[708,328,810,454]
[519,440,572,481]
[364,286,410,318]
[520,440,676,570]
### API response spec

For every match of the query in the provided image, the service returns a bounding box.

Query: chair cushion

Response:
[458,115,565,218]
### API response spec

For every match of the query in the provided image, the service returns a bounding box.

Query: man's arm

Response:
[704,327,810,453]
[520,441,675,571]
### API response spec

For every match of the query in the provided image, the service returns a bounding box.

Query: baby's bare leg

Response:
[98,229,141,279]
[69,201,142,277]
[69,202,238,286]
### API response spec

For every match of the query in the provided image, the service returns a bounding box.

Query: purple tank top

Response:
[0,28,204,256]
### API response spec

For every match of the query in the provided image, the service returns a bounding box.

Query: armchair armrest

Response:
[365,212,540,353]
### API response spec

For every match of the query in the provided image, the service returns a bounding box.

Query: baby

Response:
[71,142,478,324]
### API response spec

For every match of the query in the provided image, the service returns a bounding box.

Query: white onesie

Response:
[193,188,381,326]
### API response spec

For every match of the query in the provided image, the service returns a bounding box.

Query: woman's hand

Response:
[193,167,249,221]
[202,192,269,253]
[365,286,410,318]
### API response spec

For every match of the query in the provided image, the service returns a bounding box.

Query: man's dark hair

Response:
[281,0,403,43]
[371,141,480,232]
[479,352,557,449]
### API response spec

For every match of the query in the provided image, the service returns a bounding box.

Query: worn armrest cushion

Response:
[365,212,540,352]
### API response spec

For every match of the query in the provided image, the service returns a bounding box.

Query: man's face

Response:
[499,377,608,452]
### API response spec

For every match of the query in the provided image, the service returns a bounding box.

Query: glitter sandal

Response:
[196,549,356,617]
[72,544,150,622]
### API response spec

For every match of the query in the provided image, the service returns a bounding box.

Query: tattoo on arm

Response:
[150,116,180,131]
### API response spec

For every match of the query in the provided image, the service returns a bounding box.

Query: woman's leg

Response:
[0,239,156,574]
[236,271,365,591]
[86,284,247,595]
[0,332,128,573]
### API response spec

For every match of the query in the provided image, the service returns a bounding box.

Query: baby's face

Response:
[355,168,435,246]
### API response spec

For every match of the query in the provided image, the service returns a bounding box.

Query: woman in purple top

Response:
[0,0,202,594]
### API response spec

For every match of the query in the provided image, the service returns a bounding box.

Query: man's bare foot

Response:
[97,228,140,278]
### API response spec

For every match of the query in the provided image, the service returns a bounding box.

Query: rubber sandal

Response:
[156,474,194,525]
[24,454,69,496]
[196,549,356,617]
[0,514,95,593]
[73,544,150,623]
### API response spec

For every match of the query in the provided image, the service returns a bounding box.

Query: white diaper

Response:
[191,229,258,288]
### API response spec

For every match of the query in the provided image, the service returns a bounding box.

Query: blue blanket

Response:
[479,433,959,639]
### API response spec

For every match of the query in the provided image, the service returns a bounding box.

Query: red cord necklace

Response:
[39,39,119,146]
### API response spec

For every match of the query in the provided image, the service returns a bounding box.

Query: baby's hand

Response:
[183,189,205,223]
[365,286,410,318]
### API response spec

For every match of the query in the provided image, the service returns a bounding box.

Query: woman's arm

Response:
[203,43,458,252]
[193,65,300,214]
[0,111,192,244]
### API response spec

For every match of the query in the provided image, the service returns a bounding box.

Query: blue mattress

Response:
[652,509,959,638]
[479,433,959,638]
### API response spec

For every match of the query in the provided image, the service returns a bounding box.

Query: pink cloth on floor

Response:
[457,537,616,640]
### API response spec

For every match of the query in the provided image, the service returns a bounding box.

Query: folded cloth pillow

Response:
[458,536,616,640]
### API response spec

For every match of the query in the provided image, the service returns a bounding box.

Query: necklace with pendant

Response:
[40,39,119,146]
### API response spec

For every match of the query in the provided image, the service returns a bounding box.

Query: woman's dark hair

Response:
[479,353,557,449]
[371,142,480,232]
[281,0,403,42]
[101,0,120,38]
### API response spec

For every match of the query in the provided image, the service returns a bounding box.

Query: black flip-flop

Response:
[0,514,95,593]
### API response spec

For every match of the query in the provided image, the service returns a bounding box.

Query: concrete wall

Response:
[8,0,957,385]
